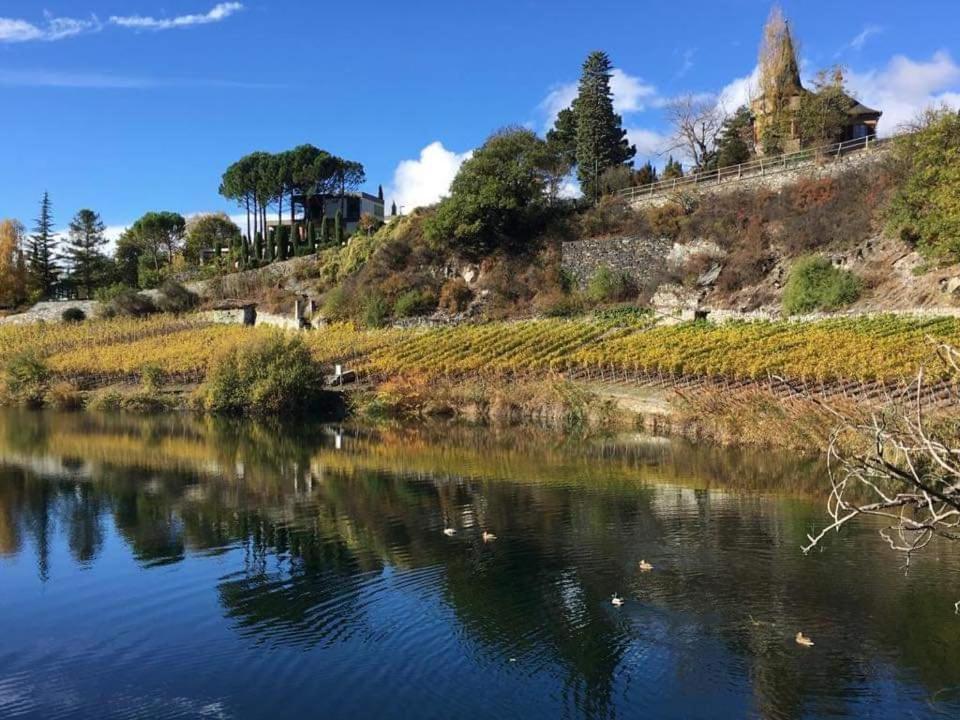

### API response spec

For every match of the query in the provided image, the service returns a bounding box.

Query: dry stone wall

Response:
[561,236,672,289]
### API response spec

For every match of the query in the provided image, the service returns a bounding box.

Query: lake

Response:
[0,409,958,719]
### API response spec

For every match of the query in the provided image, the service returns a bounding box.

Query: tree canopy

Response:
[62,209,110,297]
[425,128,562,257]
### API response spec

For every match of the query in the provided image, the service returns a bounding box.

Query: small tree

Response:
[334,209,343,244]
[634,161,658,186]
[665,94,724,172]
[185,213,241,266]
[662,156,684,180]
[797,68,853,149]
[715,106,754,167]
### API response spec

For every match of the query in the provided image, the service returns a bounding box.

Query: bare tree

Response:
[802,344,960,608]
[664,95,725,172]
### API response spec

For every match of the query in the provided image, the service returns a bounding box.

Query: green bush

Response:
[61,307,87,323]
[1,352,50,407]
[94,283,134,302]
[782,256,862,315]
[393,289,437,318]
[321,286,351,320]
[99,289,157,318]
[586,267,636,303]
[155,280,199,314]
[362,291,390,328]
[200,334,325,415]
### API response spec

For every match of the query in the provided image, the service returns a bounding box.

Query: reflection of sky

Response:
[1,449,959,718]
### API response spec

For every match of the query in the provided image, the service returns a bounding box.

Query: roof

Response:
[845,96,882,118]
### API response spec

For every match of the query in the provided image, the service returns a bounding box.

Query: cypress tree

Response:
[573,51,636,202]
[319,218,328,247]
[277,226,288,261]
[255,232,264,261]
[29,191,59,298]
[334,209,343,244]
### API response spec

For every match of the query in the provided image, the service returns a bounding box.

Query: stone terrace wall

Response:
[628,144,890,211]
[562,236,672,288]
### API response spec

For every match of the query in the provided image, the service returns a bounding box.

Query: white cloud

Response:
[847,50,960,134]
[110,3,243,31]
[0,12,100,43]
[716,65,760,112]
[539,69,658,130]
[387,141,473,212]
[626,128,672,160]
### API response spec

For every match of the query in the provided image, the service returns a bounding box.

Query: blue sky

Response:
[1,1,958,239]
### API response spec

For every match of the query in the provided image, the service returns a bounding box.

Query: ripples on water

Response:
[0,410,958,719]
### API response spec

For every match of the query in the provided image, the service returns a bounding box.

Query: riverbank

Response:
[1,312,956,449]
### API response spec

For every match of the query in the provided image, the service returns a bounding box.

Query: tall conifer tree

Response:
[63,209,109,297]
[573,51,636,202]
[29,192,58,298]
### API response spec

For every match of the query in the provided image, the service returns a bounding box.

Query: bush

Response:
[782,256,862,315]
[1,352,50,407]
[45,381,83,410]
[321,286,351,321]
[93,283,131,302]
[200,334,325,415]
[61,307,86,323]
[100,290,157,318]
[155,280,199,314]
[393,289,437,318]
[586,267,636,303]
[362,291,390,328]
[438,278,474,314]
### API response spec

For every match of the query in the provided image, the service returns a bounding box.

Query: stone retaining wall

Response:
[628,145,890,210]
[561,235,672,289]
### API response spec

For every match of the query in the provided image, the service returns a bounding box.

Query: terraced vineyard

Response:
[4,313,960,394]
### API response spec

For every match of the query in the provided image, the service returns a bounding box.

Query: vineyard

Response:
[3,313,960,394]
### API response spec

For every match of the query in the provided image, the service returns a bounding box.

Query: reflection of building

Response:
[292,192,385,234]
[750,25,881,153]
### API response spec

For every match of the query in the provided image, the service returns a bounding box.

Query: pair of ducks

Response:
[443,527,497,542]
[610,560,656,606]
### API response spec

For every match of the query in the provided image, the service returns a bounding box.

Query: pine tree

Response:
[62,209,108,298]
[29,192,59,298]
[715,106,754,167]
[573,51,636,202]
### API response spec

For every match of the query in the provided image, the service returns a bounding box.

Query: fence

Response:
[617,134,890,202]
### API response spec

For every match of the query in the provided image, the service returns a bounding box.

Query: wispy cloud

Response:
[0,68,283,90]
[674,48,696,80]
[0,12,100,43]
[109,3,244,31]
[844,25,883,53]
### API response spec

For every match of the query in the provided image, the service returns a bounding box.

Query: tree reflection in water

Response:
[1,409,959,719]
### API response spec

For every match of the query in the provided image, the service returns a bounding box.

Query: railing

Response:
[617,134,890,201]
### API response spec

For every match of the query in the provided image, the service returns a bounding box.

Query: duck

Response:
[482,531,497,542]
[443,528,457,537]
[611,594,625,607]
[795,632,814,647]
[638,560,654,572]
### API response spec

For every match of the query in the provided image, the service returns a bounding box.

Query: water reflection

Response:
[0,410,958,719]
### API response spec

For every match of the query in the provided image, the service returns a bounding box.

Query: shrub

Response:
[1,352,50,407]
[94,283,132,302]
[438,278,474,314]
[155,280,199,314]
[362,291,390,328]
[140,364,164,392]
[886,108,960,261]
[87,390,123,412]
[100,290,157,318]
[45,381,83,410]
[578,195,648,238]
[782,256,862,315]
[61,307,86,323]
[586,267,636,303]
[321,286,351,321]
[200,334,325,415]
[536,291,584,317]
[393,289,437,318]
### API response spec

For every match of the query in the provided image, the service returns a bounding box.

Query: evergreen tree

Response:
[377,185,384,203]
[546,106,578,169]
[715,106,754,167]
[634,160,658,186]
[334,209,343,243]
[390,201,398,217]
[28,192,58,298]
[319,218,329,246]
[62,209,109,298]
[662,156,684,180]
[572,51,636,202]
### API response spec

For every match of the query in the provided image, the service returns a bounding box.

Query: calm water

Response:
[0,411,958,719]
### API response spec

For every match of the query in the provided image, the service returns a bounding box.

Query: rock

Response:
[697,263,723,287]
[941,277,960,295]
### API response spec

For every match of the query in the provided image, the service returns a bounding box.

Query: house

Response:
[288,191,385,234]
[749,24,881,153]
